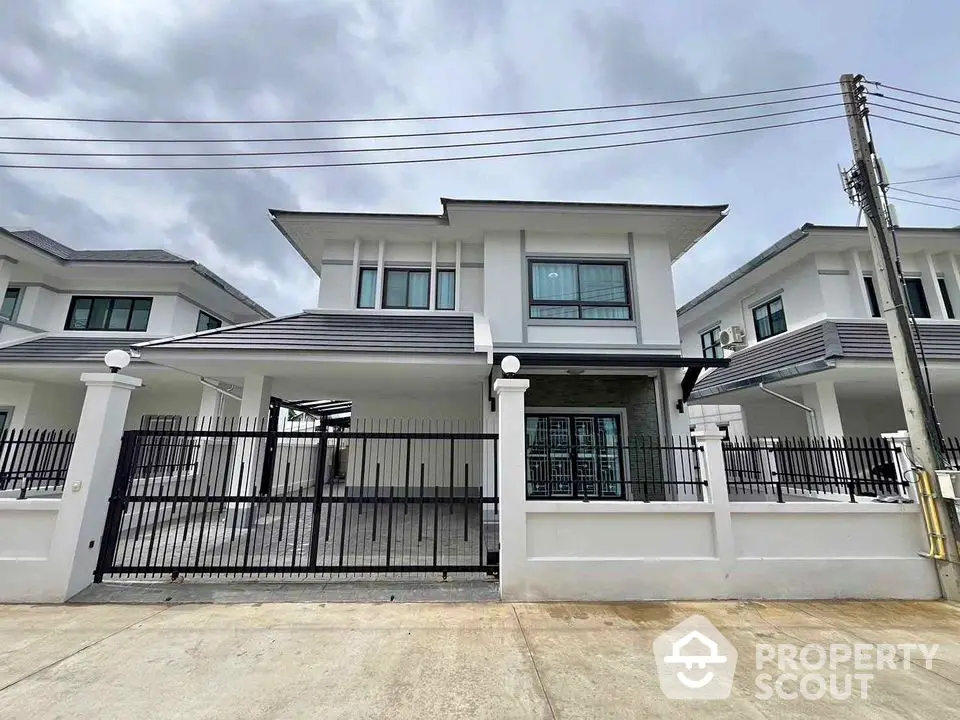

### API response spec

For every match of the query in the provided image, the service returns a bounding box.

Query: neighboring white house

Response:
[678,223,960,438]
[137,198,730,500]
[0,227,273,430]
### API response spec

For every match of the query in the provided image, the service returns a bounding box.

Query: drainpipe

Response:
[758,382,820,436]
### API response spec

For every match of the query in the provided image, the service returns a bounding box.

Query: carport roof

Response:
[136,311,480,354]
[0,333,161,363]
[689,319,960,400]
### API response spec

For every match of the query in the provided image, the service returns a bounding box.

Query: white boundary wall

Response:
[0,498,64,602]
[496,386,941,602]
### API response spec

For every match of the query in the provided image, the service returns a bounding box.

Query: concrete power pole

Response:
[839,73,960,599]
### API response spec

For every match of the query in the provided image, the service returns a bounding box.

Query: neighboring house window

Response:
[65,296,152,331]
[197,310,222,332]
[0,287,20,321]
[357,268,377,309]
[383,269,430,309]
[752,296,786,341]
[903,278,931,318]
[863,276,881,317]
[938,278,955,319]
[529,261,630,319]
[525,414,624,499]
[701,326,722,359]
[436,270,456,310]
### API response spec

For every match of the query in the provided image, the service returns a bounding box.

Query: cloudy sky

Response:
[2,0,958,315]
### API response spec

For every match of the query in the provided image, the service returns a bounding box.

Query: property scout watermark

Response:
[653,615,938,701]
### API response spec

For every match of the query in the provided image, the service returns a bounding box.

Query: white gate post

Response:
[693,424,735,574]
[50,371,141,600]
[494,359,529,601]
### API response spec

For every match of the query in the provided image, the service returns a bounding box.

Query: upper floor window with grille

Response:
[752,296,786,341]
[383,269,430,309]
[701,326,722,359]
[0,287,21,321]
[529,261,630,320]
[65,296,152,331]
[197,310,222,332]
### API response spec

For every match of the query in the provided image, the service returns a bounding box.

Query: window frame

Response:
[197,310,223,332]
[527,259,632,321]
[356,267,377,309]
[700,326,722,359]
[903,277,931,319]
[938,278,955,319]
[751,295,787,341]
[381,268,431,310]
[0,287,21,322]
[65,296,153,332]
[435,269,456,310]
[863,276,881,318]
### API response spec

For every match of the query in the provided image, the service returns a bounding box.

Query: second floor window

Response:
[752,296,786,341]
[0,287,21,321]
[529,261,630,320]
[701,326,722,359]
[904,277,931,318]
[357,268,377,308]
[197,310,222,332]
[66,296,152,331]
[383,269,430,309]
[939,278,955,319]
[864,276,881,317]
[436,269,455,310]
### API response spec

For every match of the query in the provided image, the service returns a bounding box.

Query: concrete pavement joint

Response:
[512,605,558,720]
[0,605,170,695]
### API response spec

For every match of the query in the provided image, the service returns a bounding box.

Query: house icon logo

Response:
[653,615,738,700]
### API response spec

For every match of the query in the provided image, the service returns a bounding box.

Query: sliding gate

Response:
[95,421,498,581]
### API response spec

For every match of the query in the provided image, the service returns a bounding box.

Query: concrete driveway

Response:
[1,600,958,719]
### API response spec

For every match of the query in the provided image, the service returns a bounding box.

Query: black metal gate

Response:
[95,420,498,581]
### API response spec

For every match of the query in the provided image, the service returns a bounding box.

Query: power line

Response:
[0,81,838,125]
[886,188,960,205]
[0,104,839,158]
[0,93,840,144]
[872,115,960,139]
[869,103,960,127]
[888,173,960,187]
[886,194,960,212]
[865,81,960,107]
[0,114,842,171]
[866,93,960,118]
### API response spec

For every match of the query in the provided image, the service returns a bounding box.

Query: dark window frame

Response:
[903,277,931,319]
[436,269,456,310]
[0,287,21,322]
[864,276,881,318]
[939,278,955,319]
[65,296,153,332]
[356,267,377,309]
[700,326,722,359]
[752,295,787,341]
[527,259,632,320]
[197,310,223,332]
[382,268,431,310]
[525,412,625,500]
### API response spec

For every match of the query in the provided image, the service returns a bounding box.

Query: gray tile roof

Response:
[689,319,960,399]
[137,312,478,354]
[0,334,161,363]
[1,227,271,319]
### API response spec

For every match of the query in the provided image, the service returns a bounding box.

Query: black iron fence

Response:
[723,436,908,502]
[0,428,76,498]
[96,418,498,580]
[526,435,704,502]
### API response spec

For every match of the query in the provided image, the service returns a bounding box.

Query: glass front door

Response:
[525,414,624,499]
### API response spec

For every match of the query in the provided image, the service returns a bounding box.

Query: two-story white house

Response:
[136,198,729,500]
[0,227,272,430]
[679,223,960,438]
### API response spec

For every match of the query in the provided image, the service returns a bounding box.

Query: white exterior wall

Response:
[632,236,680,346]
[483,232,523,343]
[0,499,63,602]
[125,384,205,429]
[23,383,85,429]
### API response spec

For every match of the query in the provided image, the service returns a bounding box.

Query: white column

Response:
[801,381,844,437]
[922,252,948,319]
[428,240,438,310]
[495,376,529,601]
[374,239,385,309]
[939,253,960,319]
[197,383,222,420]
[693,424,734,574]
[239,374,272,418]
[231,375,273,495]
[454,239,462,311]
[49,372,141,600]
[349,238,361,309]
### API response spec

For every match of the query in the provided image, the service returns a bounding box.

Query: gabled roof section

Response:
[0,227,272,319]
[0,334,161,364]
[136,311,480,355]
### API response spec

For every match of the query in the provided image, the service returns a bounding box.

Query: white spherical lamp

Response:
[104,349,132,374]
[500,355,521,377]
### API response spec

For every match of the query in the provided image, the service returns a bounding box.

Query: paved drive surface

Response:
[1,600,958,718]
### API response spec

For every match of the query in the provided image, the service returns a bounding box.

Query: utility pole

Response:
[839,73,960,599]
